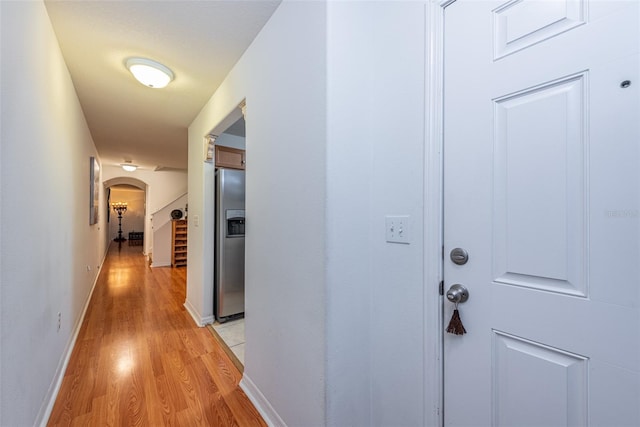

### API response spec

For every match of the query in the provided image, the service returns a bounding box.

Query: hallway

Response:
[47,244,264,426]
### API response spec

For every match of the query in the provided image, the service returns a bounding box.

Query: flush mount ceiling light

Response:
[125,57,174,89]
[120,161,138,172]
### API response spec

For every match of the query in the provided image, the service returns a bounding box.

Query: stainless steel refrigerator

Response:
[214,168,245,321]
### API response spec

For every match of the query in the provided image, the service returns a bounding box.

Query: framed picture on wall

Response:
[89,156,100,225]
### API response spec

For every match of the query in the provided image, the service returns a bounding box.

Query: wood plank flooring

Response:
[48,244,265,426]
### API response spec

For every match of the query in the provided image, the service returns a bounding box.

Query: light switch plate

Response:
[385,215,410,244]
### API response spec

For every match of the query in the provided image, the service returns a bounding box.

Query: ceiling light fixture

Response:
[120,161,138,172]
[125,57,174,89]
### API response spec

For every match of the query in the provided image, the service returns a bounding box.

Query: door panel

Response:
[493,0,586,59]
[493,73,587,296]
[443,1,639,425]
[492,331,588,426]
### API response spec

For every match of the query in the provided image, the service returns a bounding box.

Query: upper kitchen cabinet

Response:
[215,145,246,170]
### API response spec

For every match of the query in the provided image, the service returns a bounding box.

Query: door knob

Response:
[446,284,469,304]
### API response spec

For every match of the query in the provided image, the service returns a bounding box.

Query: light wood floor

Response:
[47,243,265,426]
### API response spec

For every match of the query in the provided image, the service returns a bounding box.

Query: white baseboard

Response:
[36,248,108,427]
[201,314,215,325]
[150,261,171,268]
[183,299,214,327]
[240,374,287,427]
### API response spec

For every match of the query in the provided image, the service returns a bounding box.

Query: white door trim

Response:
[424,0,452,425]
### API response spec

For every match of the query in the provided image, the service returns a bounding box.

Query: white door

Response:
[443,0,639,425]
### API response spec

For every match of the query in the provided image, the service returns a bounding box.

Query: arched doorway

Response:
[104,177,149,254]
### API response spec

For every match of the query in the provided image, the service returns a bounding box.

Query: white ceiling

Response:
[44,0,280,171]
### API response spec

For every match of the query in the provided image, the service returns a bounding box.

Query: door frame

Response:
[424,0,455,425]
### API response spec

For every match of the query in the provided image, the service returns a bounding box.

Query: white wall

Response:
[0,0,4,417]
[216,132,246,149]
[0,2,109,425]
[326,3,427,425]
[189,1,429,426]
[151,221,173,267]
[151,194,188,267]
[187,1,327,425]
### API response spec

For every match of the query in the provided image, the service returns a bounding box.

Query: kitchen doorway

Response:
[207,105,247,369]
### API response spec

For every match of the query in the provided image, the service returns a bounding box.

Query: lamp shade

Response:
[126,58,174,88]
[121,163,138,172]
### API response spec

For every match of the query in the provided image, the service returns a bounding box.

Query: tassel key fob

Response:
[445,284,469,335]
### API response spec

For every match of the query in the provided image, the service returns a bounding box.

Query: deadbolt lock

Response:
[450,248,469,265]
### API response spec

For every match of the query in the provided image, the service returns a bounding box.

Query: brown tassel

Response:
[446,309,467,335]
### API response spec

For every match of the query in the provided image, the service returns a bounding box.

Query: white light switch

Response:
[193,215,199,227]
[385,215,410,244]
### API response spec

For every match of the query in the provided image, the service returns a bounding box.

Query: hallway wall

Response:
[188,1,327,425]
[325,2,427,425]
[188,1,429,426]
[0,2,109,425]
